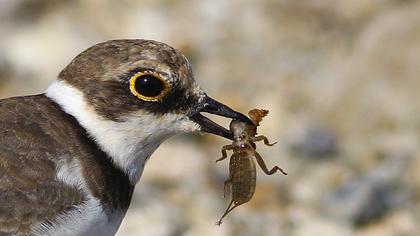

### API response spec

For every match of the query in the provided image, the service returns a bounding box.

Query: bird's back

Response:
[0,95,86,234]
[0,95,133,235]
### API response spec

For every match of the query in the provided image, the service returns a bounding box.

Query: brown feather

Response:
[0,95,133,235]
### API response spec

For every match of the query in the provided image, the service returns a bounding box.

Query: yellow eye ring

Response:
[129,71,170,102]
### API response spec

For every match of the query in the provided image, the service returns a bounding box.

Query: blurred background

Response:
[1,0,420,235]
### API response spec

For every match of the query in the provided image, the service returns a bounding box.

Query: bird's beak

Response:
[190,95,253,140]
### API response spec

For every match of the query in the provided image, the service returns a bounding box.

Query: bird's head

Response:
[46,39,251,182]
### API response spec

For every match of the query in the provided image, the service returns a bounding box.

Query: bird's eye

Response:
[129,72,170,101]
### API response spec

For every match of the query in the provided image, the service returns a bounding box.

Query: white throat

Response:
[46,80,199,184]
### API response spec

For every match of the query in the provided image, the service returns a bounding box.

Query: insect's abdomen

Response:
[229,153,256,205]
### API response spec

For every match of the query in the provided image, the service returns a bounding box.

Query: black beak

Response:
[190,95,253,140]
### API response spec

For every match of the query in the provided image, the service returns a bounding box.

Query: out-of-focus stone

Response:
[325,156,412,226]
[0,54,11,87]
[291,124,338,158]
[358,210,418,236]
[288,209,353,236]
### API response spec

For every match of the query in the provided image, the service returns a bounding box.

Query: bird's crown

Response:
[58,39,201,121]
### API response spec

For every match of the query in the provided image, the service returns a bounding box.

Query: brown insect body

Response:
[229,152,256,205]
[216,109,286,225]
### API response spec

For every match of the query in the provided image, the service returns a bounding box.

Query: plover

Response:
[0,39,252,235]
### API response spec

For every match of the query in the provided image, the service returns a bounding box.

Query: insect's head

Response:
[230,119,256,141]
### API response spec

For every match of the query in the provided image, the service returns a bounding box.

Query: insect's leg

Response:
[216,200,239,226]
[251,135,277,146]
[216,144,234,162]
[223,178,232,198]
[254,151,287,175]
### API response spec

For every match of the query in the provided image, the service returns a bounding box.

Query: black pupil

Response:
[135,75,164,97]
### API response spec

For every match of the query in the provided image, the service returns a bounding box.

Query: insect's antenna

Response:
[216,200,238,226]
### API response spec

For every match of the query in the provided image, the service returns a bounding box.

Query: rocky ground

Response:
[1,0,419,235]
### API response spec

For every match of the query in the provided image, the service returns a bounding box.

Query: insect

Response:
[215,109,287,225]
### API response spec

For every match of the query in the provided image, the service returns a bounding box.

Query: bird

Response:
[0,39,252,236]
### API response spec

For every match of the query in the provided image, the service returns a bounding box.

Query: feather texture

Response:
[0,95,132,235]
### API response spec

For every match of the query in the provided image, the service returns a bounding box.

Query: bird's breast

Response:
[31,196,125,236]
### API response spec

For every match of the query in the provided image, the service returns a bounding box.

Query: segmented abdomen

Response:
[229,152,256,205]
